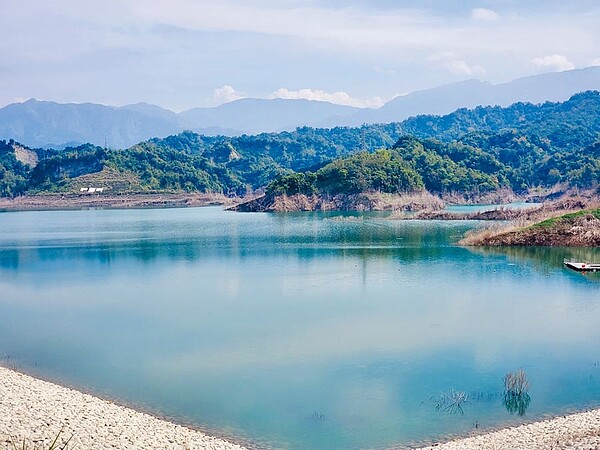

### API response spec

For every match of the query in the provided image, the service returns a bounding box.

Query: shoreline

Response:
[461,206,600,247]
[0,193,236,213]
[4,365,600,449]
[0,365,251,450]
[414,407,600,450]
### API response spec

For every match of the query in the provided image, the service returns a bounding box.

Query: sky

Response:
[2,0,600,111]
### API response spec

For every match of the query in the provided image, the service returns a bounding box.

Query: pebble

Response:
[417,410,600,450]
[5,365,600,450]
[0,366,246,450]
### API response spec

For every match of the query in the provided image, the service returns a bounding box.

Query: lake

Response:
[0,206,599,449]
[444,202,541,214]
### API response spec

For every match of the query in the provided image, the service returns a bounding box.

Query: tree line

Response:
[0,91,599,198]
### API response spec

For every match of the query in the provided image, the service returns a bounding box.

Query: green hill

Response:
[0,92,599,201]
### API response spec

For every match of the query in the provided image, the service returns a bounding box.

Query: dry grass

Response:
[236,191,446,212]
[441,187,518,205]
[503,370,531,416]
[64,167,143,194]
[503,369,530,396]
[434,390,469,415]
[460,223,516,246]
[460,194,600,246]
[363,191,444,212]
[2,429,72,450]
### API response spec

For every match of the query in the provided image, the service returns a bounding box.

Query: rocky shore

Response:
[416,409,600,450]
[4,364,600,450]
[0,366,246,450]
[0,193,233,212]
[231,192,444,212]
[462,207,600,247]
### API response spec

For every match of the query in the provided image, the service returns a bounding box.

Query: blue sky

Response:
[2,0,600,111]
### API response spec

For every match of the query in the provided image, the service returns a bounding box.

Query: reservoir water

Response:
[0,206,599,449]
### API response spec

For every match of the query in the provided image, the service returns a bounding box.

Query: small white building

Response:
[79,187,106,194]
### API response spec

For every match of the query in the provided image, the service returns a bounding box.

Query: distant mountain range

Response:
[1,66,600,149]
[1,91,599,199]
[333,66,600,127]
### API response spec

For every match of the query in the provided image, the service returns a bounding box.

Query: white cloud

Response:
[2,0,600,110]
[270,88,386,108]
[471,8,500,22]
[40,0,516,55]
[589,58,600,67]
[212,85,244,105]
[446,60,486,76]
[427,51,459,62]
[374,66,396,75]
[427,52,486,76]
[532,54,575,72]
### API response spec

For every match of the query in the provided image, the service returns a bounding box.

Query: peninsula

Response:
[462,207,600,247]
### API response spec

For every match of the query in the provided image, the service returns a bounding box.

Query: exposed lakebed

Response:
[0,206,599,449]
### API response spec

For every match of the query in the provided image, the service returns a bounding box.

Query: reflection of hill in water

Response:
[3,209,600,450]
[0,238,470,285]
[2,206,597,287]
[467,245,600,281]
[0,215,476,277]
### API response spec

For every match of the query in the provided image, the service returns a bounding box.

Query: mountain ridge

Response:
[1,67,600,149]
[0,91,598,199]
[338,66,600,126]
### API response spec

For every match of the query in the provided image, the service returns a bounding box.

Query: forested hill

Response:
[144,90,600,168]
[0,92,599,199]
[264,136,599,202]
[400,90,600,147]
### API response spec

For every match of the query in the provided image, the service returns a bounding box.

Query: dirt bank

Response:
[0,193,233,212]
[231,192,444,212]
[462,208,600,247]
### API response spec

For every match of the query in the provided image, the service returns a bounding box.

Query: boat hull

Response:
[564,260,600,272]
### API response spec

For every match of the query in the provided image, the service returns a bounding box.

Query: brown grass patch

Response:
[461,195,600,247]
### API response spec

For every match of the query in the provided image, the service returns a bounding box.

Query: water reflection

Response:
[503,392,531,416]
[471,245,600,267]
[434,390,469,415]
[0,208,477,283]
[467,245,600,282]
[0,207,599,449]
[502,369,531,416]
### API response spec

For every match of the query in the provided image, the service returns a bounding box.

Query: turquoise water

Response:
[444,202,541,214]
[0,206,599,449]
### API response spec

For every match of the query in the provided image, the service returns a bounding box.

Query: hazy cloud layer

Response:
[471,8,500,21]
[2,1,600,110]
[532,55,576,72]
[270,88,386,108]
[427,52,486,76]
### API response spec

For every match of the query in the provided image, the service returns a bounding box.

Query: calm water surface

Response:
[444,201,541,213]
[0,207,599,449]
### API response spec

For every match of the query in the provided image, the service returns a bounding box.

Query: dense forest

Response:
[0,141,30,197]
[0,91,599,199]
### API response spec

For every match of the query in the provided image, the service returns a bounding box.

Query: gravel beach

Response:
[3,365,600,449]
[0,366,246,450]
[415,411,600,450]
